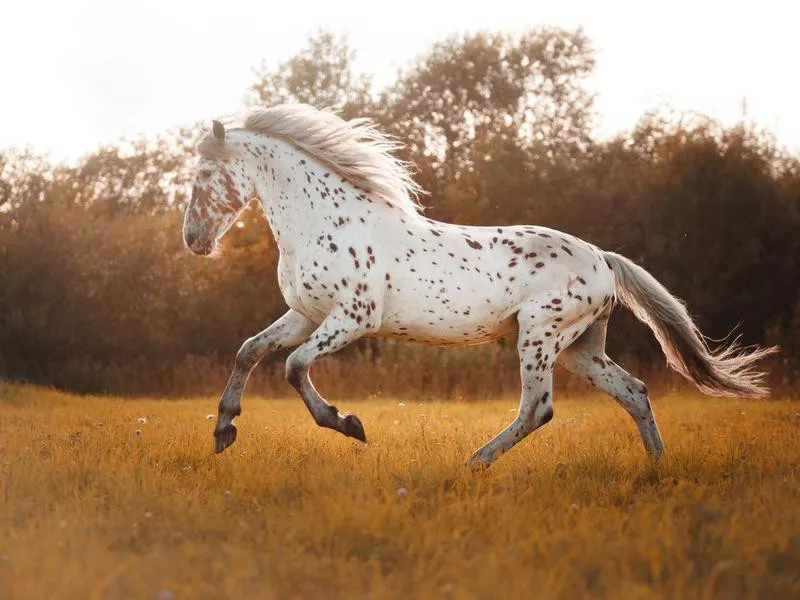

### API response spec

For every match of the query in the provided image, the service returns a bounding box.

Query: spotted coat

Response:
[183,108,775,467]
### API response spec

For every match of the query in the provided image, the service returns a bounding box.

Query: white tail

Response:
[604,252,778,398]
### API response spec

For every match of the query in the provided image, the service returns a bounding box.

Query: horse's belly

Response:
[375,310,518,346]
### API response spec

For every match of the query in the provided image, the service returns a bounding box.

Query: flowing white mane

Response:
[206,104,425,215]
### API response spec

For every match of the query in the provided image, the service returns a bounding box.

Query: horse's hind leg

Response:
[558,310,665,458]
[467,306,557,469]
[215,309,316,453]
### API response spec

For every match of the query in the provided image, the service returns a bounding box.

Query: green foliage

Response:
[0,28,798,396]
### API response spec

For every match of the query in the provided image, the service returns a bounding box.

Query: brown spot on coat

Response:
[465,238,483,250]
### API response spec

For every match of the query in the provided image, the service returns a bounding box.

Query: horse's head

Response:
[183,121,254,255]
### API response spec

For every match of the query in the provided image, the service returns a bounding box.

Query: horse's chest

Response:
[276,253,342,323]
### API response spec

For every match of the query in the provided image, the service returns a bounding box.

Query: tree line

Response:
[1,29,798,398]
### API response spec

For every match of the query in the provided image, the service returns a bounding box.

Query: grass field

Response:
[0,381,798,599]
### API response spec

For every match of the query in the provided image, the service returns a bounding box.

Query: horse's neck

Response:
[252,137,340,256]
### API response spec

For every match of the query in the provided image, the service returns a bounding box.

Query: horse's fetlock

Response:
[314,404,339,427]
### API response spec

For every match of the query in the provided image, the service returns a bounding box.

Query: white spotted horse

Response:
[182,104,776,468]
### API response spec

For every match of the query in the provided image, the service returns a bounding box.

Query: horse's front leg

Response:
[284,305,371,442]
[215,309,316,453]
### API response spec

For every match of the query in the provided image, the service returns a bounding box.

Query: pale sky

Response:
[3,0,799,161]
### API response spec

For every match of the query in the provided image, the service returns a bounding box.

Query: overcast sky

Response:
[3,0,799,161]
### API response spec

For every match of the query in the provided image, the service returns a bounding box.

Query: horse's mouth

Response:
[187,240,215,256]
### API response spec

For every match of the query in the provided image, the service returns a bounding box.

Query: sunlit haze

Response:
[4,0,799,160]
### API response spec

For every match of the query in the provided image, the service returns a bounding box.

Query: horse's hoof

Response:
[342,413,367,443]
[214,424,237,453]
[466,454,493,472]
[467,461,491,473]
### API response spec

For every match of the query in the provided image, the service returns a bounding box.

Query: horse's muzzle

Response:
[184,230,214,256]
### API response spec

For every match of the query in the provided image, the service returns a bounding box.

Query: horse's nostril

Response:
[185,231,198,248]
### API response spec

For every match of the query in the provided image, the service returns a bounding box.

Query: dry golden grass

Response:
[0,381,798,600]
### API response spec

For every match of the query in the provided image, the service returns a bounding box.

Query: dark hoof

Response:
[214,424,237,453]
[342,413,367,443]
[466,452,494,472]
[467,459,491,473]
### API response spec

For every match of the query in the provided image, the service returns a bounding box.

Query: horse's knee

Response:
[235,337,264,371]
[236,335,280,371]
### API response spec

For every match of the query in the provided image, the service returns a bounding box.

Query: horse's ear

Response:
[212,120,226,141]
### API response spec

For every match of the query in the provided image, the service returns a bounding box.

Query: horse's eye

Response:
[199,170,212,180]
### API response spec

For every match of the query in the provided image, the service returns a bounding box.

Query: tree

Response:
[378,27,596,195]
[249,30,374,120]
